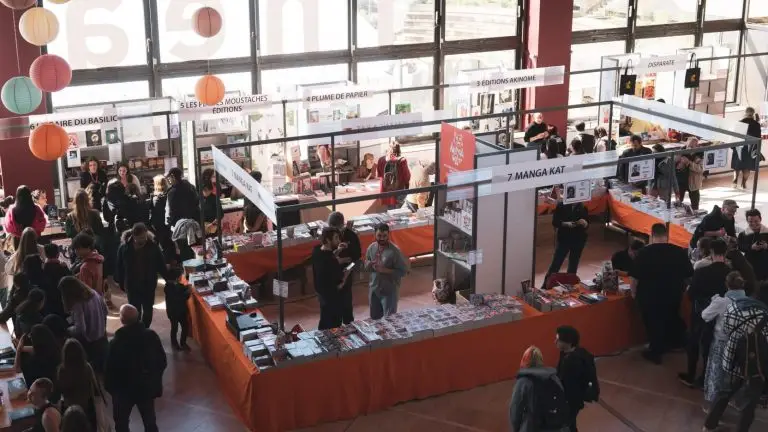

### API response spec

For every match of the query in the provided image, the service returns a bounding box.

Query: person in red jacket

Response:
[72,232,105,296]
[377,143,411,209]
[3,185,46,248]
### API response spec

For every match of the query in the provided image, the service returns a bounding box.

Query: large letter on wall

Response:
[166,0,224,61]
[66,0,129,68]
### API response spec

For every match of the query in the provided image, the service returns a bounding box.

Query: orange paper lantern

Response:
[29,123,68,161]
[0,0,36,10]
[195,75,225,105]
[30,54,71,92]
[192,6,222,38]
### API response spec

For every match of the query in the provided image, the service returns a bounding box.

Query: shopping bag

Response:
[684,53,700,89]
[619,60,636,96]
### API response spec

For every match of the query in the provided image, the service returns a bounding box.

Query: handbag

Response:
[684,53,701,89]
[619,60,636,96]
[90,369,115,432]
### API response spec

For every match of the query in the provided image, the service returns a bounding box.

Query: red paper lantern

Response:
[192,6,222,38]
[195,75,225,106]
[0,0,36,10]
[29,54,72,92]
[29,123,68,161]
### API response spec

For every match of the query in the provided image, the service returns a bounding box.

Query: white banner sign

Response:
[30,109,118,133]
[340,112,424,142]
[302,86,375,108]
[636,55,689,74]
[467,66,565,92]
[212,146,277,225]
[179,94,272,121]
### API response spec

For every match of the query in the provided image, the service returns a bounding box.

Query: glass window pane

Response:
[569,42,626,120]
[44,0,147,69]
[357,58,435,115]
[571,41,626,71]
[156,0,250,63]
[51,81,150,108]
[702,32,740,102]
[445,0,516,41]
[748,1,768,23]
[162,72,253,100]
[258,0,349,55]
[705,0,743,20]
[636,0,697,25]
[357,0,435,47]
[634,35,695,56]
[572,0,629,31]
[260,64,348,95]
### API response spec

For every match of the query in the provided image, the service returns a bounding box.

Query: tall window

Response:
[705,0,743,20]
[572,0,629,31]
[569,42,626,120]
[162,72,253,100]
[635,35,695,55]
[445,0,517,40]
[636,0,697,26]
[258,0,349,55]
[358,58,435,114]
[357,0,435,47]
[702,31,741,102]
[51,82,150,108]
[748,0,768,23]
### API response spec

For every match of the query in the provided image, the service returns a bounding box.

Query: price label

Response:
[272,280,289,298]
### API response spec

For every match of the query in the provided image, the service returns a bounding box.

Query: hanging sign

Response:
[179,94,272,121]
[627,159,655,183]
[340,112,424,142]
[563,180,592,204]
[704,149,728,169]
[467,66,565,92]
[636,55,688,74]
[440,123,477,184]
[212,146,277,224]
[302,86,374,108]
[29,108,119,133]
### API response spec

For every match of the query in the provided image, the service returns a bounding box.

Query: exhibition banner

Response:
[340,112,424,142]
[466,66,565,92]
[440,123,477,184]
[178,94,272,121]
[636,55,688,74]
[212,146,277,225]
[29,108,119,133]
[302,85,375,108]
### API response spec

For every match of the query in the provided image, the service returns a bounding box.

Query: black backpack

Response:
[733,315,768,382]
[532,375,570,430]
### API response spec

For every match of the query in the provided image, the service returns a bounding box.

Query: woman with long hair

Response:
[64,190,105,240]
[57,338,97,431]
[4,227,44,277]
[3,185,47,245]
[14,324,61,397]
[14,288,45,336]
[725,249,758,296]
[60,277,108,373]
[149,175,174,262]
[0,273,33,326]
[201,168,217,194]
[113,161,140,193]
[80,157,107,212]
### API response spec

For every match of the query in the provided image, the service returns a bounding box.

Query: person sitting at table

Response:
[3,185,47,248]
[688,199,738,250]
[14,324,60,398]
[611,239,645,273]
[523,112,549,149]
[357,153,377,181]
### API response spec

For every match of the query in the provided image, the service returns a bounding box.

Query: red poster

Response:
[439,122,476,184]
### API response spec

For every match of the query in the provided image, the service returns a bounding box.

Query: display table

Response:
[226,224,434,282]
[537,193,609,216]
[189,289,645,432]
[608,196,693,247]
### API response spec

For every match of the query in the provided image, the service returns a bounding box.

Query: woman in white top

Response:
[701,271,747,405]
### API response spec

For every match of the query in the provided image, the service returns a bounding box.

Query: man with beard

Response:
[630,223,693,364]
[689,199,738,250]
[364,223,408,319]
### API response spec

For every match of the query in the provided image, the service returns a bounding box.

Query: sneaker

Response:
[641,350,662,365]
[678,373,696,388]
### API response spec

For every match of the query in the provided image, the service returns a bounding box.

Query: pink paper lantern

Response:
[0,0,36,10]
[29,54,72,92]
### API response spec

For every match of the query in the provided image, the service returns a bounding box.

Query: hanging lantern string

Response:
[12,9,21,75]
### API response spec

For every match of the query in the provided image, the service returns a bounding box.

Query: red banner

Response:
[439,122,476,184]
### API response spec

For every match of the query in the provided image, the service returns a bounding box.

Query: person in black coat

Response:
[148,175,175,263]
[201,184,223,230]
[327,212,362,325]
[737,209,768,282]
[575,122,595,153]
[103,181,141,235]
[523,112,549,149]
[556,326,597,432]
[543,201,589,287]
[105,304,167,432]
[115,223,168,328]
[165,167,200,228]
[163,267,190,351]
[79,157,107,212]
[732,107,762,189]
[688,200,738,250]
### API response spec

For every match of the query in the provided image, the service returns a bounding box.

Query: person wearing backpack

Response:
[555,326,599,432]
[703,294,768,432]
[509,346,570,432]
[377,143,410,209]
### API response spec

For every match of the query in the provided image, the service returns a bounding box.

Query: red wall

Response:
[522,0,573,134]
[0,7,54,199]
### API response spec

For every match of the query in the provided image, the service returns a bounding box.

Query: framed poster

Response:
[628,159,654,183]
[563,180,591,204]
[703,149,728,169]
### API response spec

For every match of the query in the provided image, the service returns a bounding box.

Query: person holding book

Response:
[26,377,61,432]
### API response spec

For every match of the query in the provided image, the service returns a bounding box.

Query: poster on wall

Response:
[703,149,728,170]
[439,122,476,184]
[562,180,591,204]
[144,141,158,157]
[66,148,81,168]
[628,159,655,183]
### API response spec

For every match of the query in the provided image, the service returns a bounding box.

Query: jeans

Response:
[370,286,399,320]
[113,395,158,432]
[704,377,765,431]
[543,240,585,286]
[170,317,189,346]
[127,289,155,328]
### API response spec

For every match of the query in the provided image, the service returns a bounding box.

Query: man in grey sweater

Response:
[364,223,408,319]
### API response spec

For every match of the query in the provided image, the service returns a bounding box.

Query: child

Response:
[42,244,71,317]
[164,266,190,351]
[71,233,104,296]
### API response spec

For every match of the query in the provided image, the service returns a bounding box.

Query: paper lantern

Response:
[0,0,36,10]
[1,76,42,115]
[19,7,59,46]
[192,7,222,38]
[29,123,69,161]
[195,75,225,105]
[47,0,70,4]
[30,54,71,92]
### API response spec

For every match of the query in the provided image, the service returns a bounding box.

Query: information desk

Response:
[608,196,693,247]
[189,288,645,432]
[226,224,434,282]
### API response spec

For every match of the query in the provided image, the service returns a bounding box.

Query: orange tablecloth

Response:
[226,224,435,282]
[189,290,646,432]
[536,194,609,216]
[608,196,693,248]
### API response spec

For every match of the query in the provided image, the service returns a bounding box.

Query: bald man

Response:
[105,303,167,432]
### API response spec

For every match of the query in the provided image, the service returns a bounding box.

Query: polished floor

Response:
[107,171,768,431]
